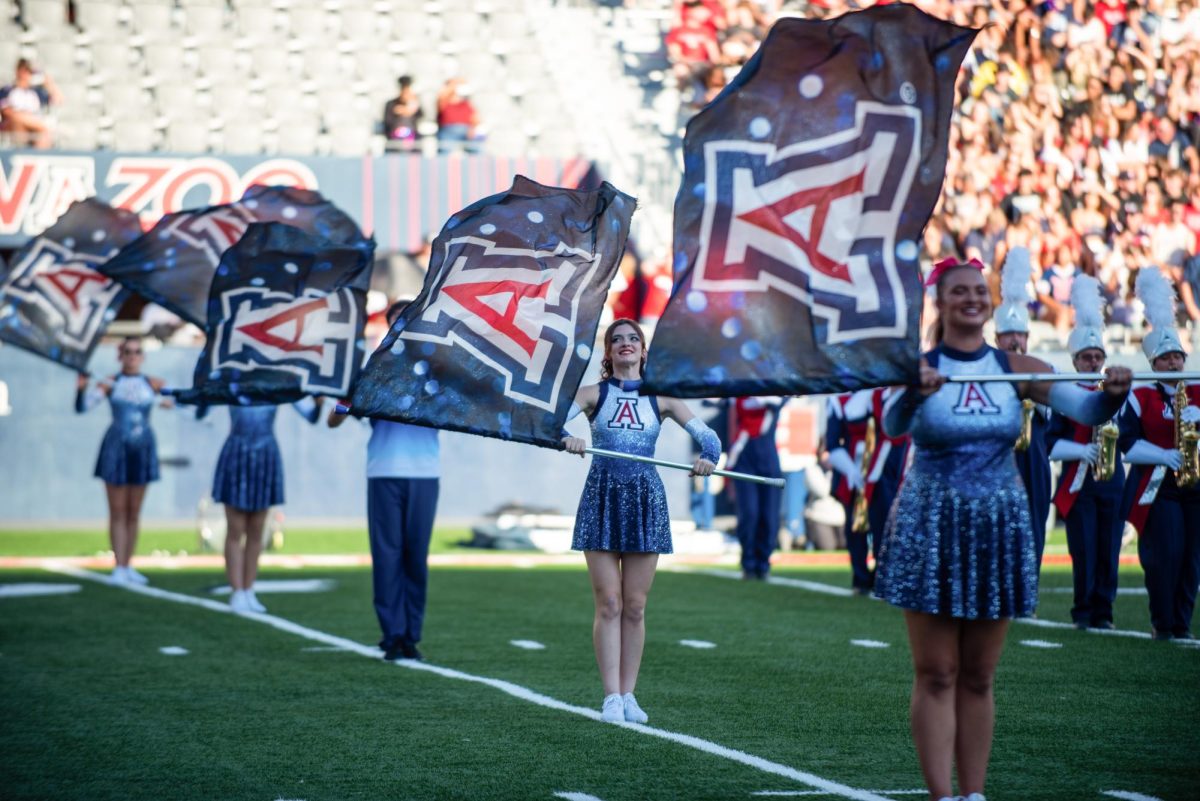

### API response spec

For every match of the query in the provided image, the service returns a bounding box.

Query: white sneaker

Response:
[108,566,129,584]
[622,692,648,724]
[244,590,267,613]
[124,566,149,585]
[963,794,986,801]
[229,590,251,613]
[601,693,624,722]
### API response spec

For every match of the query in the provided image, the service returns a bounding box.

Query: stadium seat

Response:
[220,120,265,155]
[340,8,390,44]
[286,7,331,40]
[73,1,125,39]
[275,123,320,155]
[128,3,177,39]
[182,5,227,40]
[164,120,211,153]
[235,5,279,37]
[19,0,71,35]
[485,129,529,157]
[88,41,135,77]
[109,119,158,151]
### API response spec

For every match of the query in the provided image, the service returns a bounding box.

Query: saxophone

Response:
[1015,399,1035,451]
[1175,380,1200,488]
[1092,380,1119,482]
[851,417,875,534]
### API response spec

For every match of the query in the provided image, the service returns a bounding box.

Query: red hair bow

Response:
[924,257,985,287]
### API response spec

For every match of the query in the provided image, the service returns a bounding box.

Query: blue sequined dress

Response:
[94,374,160,486]
[572,379,673,554]
[874,345,1038,619]
[213,405,284,511]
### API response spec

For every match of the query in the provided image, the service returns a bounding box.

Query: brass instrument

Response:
[851,418,875,534]
[1092,420,1120,482]
[1175,380,1200,488]
[1015,399,1035,451]
[1092,379,1119,482]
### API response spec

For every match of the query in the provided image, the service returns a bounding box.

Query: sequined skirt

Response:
[94,427,159,486]
[572,465,672,554]
[874,469,1038,620]
[213,435,284,511]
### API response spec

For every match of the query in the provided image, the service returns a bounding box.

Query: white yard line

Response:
[42,561,894,801]
[752,792,925,797]
[1101,791,1165,801]
[692,569,1200,648]
[553,793,607,801]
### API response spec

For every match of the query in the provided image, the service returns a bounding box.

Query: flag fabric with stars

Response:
[642,5,977,398]
[0,198,143,371]
[351,175,636,449]
[170,222,375,406]
[97,185,368,327]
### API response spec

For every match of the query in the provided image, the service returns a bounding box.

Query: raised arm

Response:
[1011,353,1131,425]
[657,396,718,476]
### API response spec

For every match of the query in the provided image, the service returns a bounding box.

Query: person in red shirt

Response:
[436,77,479,154]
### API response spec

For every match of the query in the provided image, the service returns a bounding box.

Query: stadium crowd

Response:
[663,0,1200,345]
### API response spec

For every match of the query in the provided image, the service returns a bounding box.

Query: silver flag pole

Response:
[943,371,1200,383]
[583,447,786,488]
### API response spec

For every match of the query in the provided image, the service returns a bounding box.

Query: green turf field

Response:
[1,533,1197,801]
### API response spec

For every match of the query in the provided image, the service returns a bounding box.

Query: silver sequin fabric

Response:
[94,374,159,486]
[874,346,1039,619]
[212,405,284,511]
[572,380,673,554]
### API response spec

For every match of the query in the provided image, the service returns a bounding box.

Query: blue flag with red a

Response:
[171,222,375,406]
[0,198,143,371]
[642,5,977,397]
[351,175,636,448]
[97,185,367,326]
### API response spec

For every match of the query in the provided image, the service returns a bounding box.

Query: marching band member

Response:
[1046,276,1126,630]
[562,318,718,724]
[874,259,1130,801]
[864,386,912,572]
[212,399,323,614]
[825,390,873,592]
[1118,268,1200,640]
[992,247,1052,568]
[75,337,172,585]
[728,396,786,580]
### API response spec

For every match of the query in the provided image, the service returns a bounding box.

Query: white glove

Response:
[1125,440,1183,470]
[828,448,864,490]
[1181,405,1200,425]
[1049,440,1099,465]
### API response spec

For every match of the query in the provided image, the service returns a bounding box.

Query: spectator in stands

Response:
[665,7,723,93]
[0,59,61,149]
[383,75,422,151]
[436,77,480,154]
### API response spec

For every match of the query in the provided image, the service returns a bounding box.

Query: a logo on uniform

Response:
[398,236,603,411]
[953,382,1001,415]
[0,239,122,348]
[211,286,359,394]
[607,397,645,430]
[693,102,919,343]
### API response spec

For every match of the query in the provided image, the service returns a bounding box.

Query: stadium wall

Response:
[0,149,598,253]
[0,344,695,525]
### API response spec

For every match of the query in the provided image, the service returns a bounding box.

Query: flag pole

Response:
[943,371,1200,383]
[584,447,786,487]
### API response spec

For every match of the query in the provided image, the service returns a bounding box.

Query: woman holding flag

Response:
[562,318,720,725]
[75,336,172,585]
[874,259,1131,801]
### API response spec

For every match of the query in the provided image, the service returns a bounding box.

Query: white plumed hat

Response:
[995,246,1032,334]
[1136,267,1184,361]
[1067,274,1107,356]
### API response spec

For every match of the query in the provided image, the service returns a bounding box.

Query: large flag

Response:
[351,175,635,448]
[642,5,977,398]
[97,185,367,326]
[0,199,143,371]
[170,222,375,406]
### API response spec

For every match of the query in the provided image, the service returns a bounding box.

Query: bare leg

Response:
[241,509,270,590]
[904,611,962,800]
[104,484,128,567]
[954,619,1009,796]
[125,484,147,566]
[224,507,247,590]
[618,553,659,695]
[585,551,623,696]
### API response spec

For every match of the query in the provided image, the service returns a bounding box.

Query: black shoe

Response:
[1172,630,1194,640]
[1092,620,1115,630]
[399,641,424,660]
[1073,621,1089,631]
[1151,628,1173,641]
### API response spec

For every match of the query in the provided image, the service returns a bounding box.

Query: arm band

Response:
[883,387,922,438]
[75,385,104,413]
[1047,382,1125,427]
[685,418,721,463]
